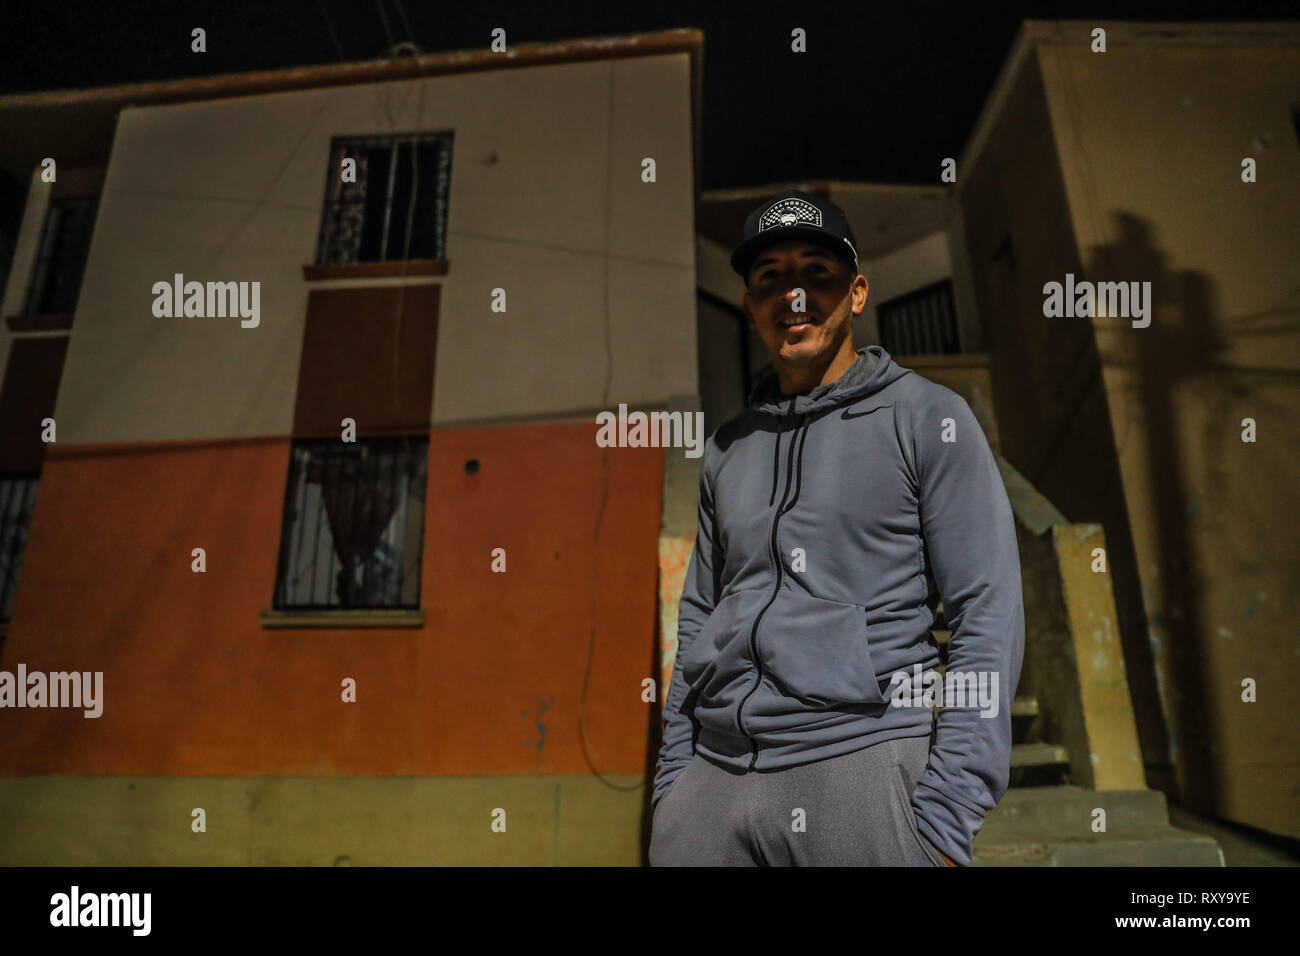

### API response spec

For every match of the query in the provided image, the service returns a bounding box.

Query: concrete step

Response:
[1009,697,1038,748]
[972,828,1226,866]
[974,787,1225,866]
[1011,697,1038,717]
[1010,742,1069,768]
[981,786,1173,837]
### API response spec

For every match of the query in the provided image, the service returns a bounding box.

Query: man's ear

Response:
[851,274,869,315]
[741,293,756,328]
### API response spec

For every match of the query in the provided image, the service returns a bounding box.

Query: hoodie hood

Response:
[747,345,912,416]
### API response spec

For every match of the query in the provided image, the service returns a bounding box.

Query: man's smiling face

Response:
[742,240,868,381]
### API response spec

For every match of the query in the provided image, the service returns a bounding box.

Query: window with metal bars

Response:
[272,437,428,610]
[25,196,99,315]
[876,278,961,356]
[0,473,39,623]
[315,132,453,266]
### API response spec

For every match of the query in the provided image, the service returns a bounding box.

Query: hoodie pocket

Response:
[757,589,887,707]
[678,588,766,691]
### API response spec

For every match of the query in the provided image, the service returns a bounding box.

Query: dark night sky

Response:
[0,0,1295,191]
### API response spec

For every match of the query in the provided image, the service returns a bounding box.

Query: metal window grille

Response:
[25,196,98,315]
[876,279,961,356]
[315,132,453,266]
[0,473,39,622]
[272,437,428,610]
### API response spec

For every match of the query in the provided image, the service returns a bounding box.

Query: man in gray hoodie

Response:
[649,189,1024,867]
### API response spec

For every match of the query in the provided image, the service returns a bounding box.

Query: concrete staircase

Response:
[997,687,1222,864]
[974,785,1225,866]
[929,457,1227,866]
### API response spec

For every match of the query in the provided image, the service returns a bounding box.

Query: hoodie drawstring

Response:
[768,421,783,508]
[769,396,799,507]
[784,414,811,516]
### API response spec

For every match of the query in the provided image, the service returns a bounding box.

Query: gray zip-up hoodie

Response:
[654,345,1024,866]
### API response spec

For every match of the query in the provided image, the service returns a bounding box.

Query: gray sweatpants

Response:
[649,734,948,866]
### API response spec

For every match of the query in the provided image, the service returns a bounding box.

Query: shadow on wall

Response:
[982,207,1169,795]
[1084,210,1300,814]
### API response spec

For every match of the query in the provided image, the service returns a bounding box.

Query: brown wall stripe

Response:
[292,284,439,438]
[0,337,69,471]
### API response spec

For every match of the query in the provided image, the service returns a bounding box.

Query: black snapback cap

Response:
[730,188,859,282]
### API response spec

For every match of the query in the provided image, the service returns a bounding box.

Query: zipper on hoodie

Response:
[737,396,805,771]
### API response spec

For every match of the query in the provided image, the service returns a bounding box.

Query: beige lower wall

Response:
[0,774,647,866]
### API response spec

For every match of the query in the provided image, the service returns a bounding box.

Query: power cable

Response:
[314,0,346,61]
[578,62,642,793]
[373,0,396,50]
[392,0,417,46]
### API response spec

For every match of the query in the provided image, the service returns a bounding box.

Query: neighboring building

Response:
[961,19,1299,843]
[694,21,1300,845]
[0,29,702,864]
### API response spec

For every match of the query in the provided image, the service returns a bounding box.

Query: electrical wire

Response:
[373,0,396,51]
[392,0,417,46]
[577,62,642,793]
[314,0,346,61]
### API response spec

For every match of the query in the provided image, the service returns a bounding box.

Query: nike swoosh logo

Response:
[841,405,890,420]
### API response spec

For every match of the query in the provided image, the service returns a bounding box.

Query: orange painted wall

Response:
[0,423,662,777]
